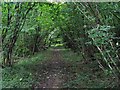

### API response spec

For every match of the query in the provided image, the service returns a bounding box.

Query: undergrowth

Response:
[2,49,119,88]
[2,51,50,88]
[61,50,118,88]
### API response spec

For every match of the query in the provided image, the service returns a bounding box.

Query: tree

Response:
[2,2,35,66]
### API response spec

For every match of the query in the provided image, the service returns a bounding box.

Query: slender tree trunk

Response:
[2,3,35,67]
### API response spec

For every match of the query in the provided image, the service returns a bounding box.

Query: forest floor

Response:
[34,49,68,88]
[2,48,119,88]
[32,48,118,88]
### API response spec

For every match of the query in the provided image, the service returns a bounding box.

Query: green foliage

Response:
[2,2,120,88]
[61,50,118,88]
[2,51,48,88]
[88,25,114,46]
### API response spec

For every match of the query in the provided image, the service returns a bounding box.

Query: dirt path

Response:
[34,49,68,88]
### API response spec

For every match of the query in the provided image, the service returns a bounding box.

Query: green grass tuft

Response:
[2,51,50,88]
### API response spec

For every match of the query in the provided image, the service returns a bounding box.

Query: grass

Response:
[61,50,118,88]
[2,49,119,88]
[61,50,83,63]
[2,50,51,88]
